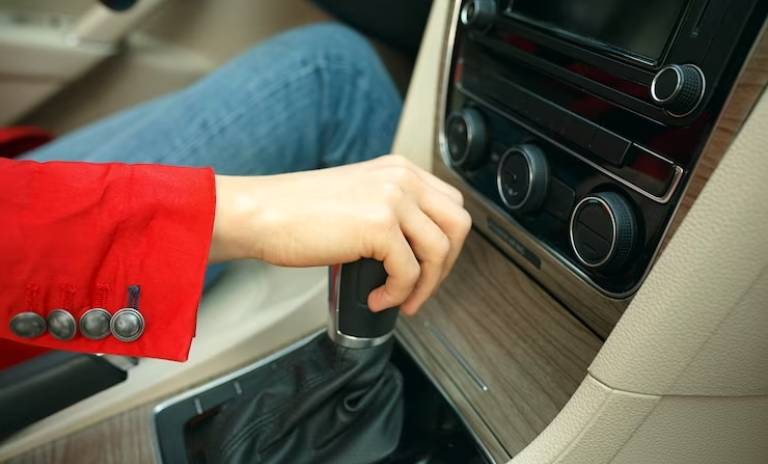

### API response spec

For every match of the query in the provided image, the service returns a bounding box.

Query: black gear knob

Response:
[328,259,399,348]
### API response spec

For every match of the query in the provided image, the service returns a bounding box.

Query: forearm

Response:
[209,175,259,263]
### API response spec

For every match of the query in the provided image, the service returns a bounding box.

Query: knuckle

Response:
[456,210,473,234]
[405,262,421,285]
[380,182,406,205]
[453,188,465,205]
[390,165,417,187]
[434,236,451,261]
[387,154,410,166]
[368,206,398,230]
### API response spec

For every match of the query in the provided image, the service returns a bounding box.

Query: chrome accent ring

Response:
[650,64,707,118]
[569,195,619,269]
[650,64,685,104]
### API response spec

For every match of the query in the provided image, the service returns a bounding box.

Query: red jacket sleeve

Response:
[0,158,216,361]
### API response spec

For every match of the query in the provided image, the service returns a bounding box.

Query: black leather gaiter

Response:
[207,333,404,464]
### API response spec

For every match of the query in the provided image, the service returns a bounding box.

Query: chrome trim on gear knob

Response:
[326,264,395,349]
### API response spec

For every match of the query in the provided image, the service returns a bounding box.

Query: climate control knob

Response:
[460,0,496,31]
[569,192,638,270]
[496,144,549,213]
[650,64,706,117]
[446,108,488,169]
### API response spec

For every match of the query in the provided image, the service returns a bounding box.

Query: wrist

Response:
[209,175,264,263]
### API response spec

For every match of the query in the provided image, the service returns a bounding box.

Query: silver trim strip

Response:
[395,328,499,463]
[430,326,489,392]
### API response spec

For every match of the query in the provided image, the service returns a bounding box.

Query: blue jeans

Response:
[25,23,402,286]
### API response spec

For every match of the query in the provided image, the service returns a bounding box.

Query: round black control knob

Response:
[650,64,706,117]
[569,192,638,270]
[460,0,496,30]
[496,144,549,213]
[446,108,488,169]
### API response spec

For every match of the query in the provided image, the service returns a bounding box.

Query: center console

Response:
[439,0,767,332]
[153,334,490,464]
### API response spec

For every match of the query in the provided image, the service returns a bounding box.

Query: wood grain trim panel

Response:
[6,406,157,464]
[434,160,630,337]
[397,231,603,460]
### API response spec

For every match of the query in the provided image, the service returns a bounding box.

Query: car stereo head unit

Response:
[505,0,687,66]
[437,0,767,333]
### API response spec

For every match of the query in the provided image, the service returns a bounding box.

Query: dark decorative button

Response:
[47,309,77,340]
[110,308,144,342]
[80,308,112,340]
[9,312,46,339]
[497,144,550,213]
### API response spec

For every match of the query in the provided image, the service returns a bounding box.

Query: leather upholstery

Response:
[207,334,404,464]
[510,84,768,464]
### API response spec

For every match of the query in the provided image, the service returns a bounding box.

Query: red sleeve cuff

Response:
[0,159,216,361]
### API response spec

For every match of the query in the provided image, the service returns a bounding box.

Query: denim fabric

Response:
[25,23,402,286]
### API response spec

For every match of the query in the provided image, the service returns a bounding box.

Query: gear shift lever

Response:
[328,259,399,348]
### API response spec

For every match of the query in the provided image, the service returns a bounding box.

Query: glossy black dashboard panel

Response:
[443,0,766,295]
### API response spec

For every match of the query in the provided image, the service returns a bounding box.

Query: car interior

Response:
[1,0,767,463]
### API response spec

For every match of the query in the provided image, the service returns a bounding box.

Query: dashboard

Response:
[438,0,767,334]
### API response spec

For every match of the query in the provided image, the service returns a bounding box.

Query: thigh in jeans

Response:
[24,23,403,286]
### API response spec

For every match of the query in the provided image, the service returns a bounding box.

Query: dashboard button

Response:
[650,64,706,117]
[497,144,549,213]
[460,0,496,31]
[559,114,595,149]
[446,108,488,169]
[588,128,630,166]
[569,192,638,270]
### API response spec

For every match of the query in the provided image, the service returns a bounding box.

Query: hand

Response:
[209,155,472,315]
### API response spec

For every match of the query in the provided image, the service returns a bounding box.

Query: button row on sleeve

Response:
[9,308,144,342]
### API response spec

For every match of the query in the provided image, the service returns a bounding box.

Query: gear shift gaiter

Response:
[208,259,404,464]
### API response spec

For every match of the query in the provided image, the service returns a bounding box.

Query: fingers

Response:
[396,201,451,315]
[417,190,472,282]
[368,230,421,312]
[366,154,472,314]
[409,164,464,206]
